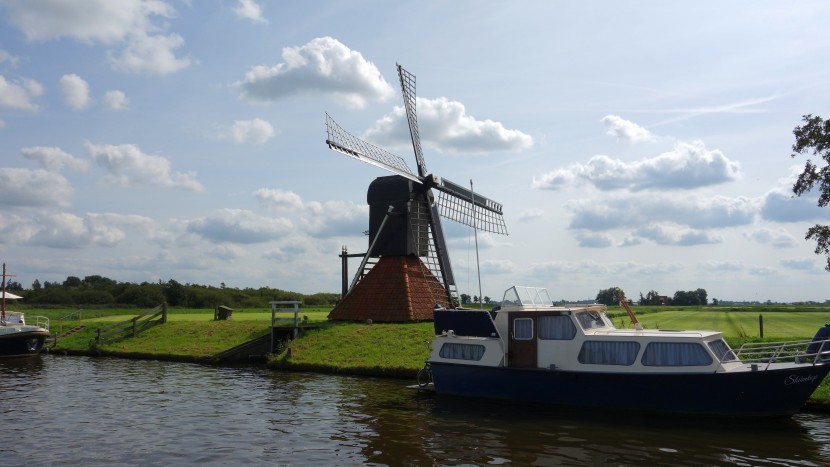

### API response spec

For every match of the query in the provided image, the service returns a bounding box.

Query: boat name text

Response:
[784,374,818,386]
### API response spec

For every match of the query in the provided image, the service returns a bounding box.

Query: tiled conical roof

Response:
[328,255,449,322]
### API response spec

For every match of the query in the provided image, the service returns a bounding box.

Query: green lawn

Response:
[615,310,830,338]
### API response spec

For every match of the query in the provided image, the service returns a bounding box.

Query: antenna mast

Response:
[471,181,483,309]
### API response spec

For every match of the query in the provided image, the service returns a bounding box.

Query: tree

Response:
[640,290,665,306]
[63,276,82,287]
[672,289,708,306]
[790,114,830,271]
[32,279,41,291]
[596,287,621,306]
[460,293,471,305]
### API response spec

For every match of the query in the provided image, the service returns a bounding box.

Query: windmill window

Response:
[513,318,534,340]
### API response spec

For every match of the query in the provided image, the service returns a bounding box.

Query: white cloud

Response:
[601,115,655,143]
[20,146,89,171]
[760,190,830,223]
[2,0,191,75]
[0,75,42,110]
[364,97,533,154]
[567,193,758,231]
[86,142,204,191]
[5,212,153,249]
[533,140,741,191]
[517,208,544,222]
[255,188,304,210]
[237,36,394,108]
[229,118,274,144]
[699,260,744,272]
[0,168,73,208]
[59,73,91,109]
[108,31,192,75]
[186,208,293,244]
[744,228,798,248]
[301,200,368,238]
[780,258,819,271]
[576,233,614,248]
[103,90,129,110]
[631,223,722,246]
[0,48,19,67]
[233,0,266,23]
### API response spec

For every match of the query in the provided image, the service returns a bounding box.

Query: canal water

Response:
[2,356,829,466]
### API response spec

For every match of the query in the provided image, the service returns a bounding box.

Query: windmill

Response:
[325,64,508,322]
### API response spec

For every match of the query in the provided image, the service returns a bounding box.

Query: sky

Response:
[1,0,830,303]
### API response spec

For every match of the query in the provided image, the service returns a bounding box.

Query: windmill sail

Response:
[325,113,421,184]
[435,178,507,235]
[397,64,428,178]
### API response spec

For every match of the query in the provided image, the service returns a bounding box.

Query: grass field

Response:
[614,310,830,338]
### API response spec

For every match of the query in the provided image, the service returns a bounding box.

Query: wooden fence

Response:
[95,304,167,345]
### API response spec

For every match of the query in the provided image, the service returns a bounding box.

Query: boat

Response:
[415,285,830,417]
[0,264,49,358]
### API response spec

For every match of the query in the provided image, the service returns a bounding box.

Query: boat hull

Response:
[429,361,830,417]
[0,330,49,358]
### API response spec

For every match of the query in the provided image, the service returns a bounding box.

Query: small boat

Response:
[0,264,49,358]
[415,286,830,418]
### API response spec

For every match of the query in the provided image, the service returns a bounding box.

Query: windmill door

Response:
[508,315,537,368]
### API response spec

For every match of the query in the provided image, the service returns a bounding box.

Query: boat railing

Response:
[735,338,830,369]
[32,316,50,331]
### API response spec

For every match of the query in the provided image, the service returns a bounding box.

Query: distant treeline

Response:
[4,275,339,308]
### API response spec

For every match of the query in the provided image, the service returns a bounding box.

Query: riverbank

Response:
[45,315,830,413]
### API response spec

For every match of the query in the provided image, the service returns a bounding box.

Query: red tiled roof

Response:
[328,255,450,322]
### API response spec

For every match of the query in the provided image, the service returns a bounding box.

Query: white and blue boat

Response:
[417,286,830,417]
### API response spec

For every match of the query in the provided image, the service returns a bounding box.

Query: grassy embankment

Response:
[39,305,830,405]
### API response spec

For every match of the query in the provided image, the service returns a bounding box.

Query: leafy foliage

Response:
[595,287,622,306]
[19,274,339,308]
[791,114,830,271]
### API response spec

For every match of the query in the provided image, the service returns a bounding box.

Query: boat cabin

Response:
[431,286,740,374]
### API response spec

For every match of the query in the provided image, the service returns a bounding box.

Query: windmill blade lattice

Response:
[397,64,428,178]
[325,113,421,184]
[436,178,508,235]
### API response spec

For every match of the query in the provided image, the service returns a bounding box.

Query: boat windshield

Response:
[501,286,552,307]
[575,310,610,330]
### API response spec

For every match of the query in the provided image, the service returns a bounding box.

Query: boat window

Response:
[538,315,576,340]
[575,311,607,330]
[707,339,737,362]
[513,318,534,340]
[439,343,485,361]
[578,341,640,365]
[641,342,714,366]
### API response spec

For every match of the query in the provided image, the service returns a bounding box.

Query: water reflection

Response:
[0,356,828,466]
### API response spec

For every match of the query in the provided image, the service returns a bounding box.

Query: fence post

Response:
[759,314,764,338]
[162,303,167,324]
[132,317,138,337]
[96,327,101,343]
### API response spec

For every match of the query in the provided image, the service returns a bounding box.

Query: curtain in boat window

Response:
[439,343,485,361]
[538,315,576,340]
[513,318,533,340]
[642,342,713,366]
[707,339,737,362]
[578,341,640,365]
